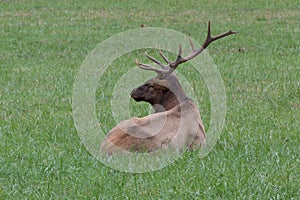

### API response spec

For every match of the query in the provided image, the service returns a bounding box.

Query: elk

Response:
[100,21,236,155]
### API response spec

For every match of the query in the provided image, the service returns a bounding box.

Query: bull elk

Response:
[100,21,236,155]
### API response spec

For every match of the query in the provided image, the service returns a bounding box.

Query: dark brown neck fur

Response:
[153,89,189,112]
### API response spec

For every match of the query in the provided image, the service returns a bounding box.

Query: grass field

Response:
[1,0,299,199]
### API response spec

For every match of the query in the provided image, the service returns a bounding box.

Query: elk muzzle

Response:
[130,88,142,101]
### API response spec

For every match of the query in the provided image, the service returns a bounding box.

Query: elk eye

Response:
[149,87,155,92]
[146,83,154,87]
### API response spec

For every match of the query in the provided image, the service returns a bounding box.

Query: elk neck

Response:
[153,85,189,112]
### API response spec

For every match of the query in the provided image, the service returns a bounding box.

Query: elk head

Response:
[131,21,236,112]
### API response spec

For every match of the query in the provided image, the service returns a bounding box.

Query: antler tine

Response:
[170,45,186,69]
[178,45,183,57]
[158,50,170,65]
[189,37,196,51]
[144,52,168,69]
[135,59,167,74]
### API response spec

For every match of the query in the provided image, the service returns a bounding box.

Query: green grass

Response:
[1,0,299,199]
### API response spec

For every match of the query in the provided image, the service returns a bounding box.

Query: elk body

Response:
[100,22,236,155]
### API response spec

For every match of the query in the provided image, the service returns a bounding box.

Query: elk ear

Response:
[153,79,169,90]
[153,84,168,91]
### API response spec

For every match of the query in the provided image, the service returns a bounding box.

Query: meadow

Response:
[0,0,299,199]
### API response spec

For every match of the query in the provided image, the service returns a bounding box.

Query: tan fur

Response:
[100,100,205,155]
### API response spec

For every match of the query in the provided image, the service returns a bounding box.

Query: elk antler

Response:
[136,21,236,78]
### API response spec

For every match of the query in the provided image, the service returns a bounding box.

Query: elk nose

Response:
[130,88,136,98]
